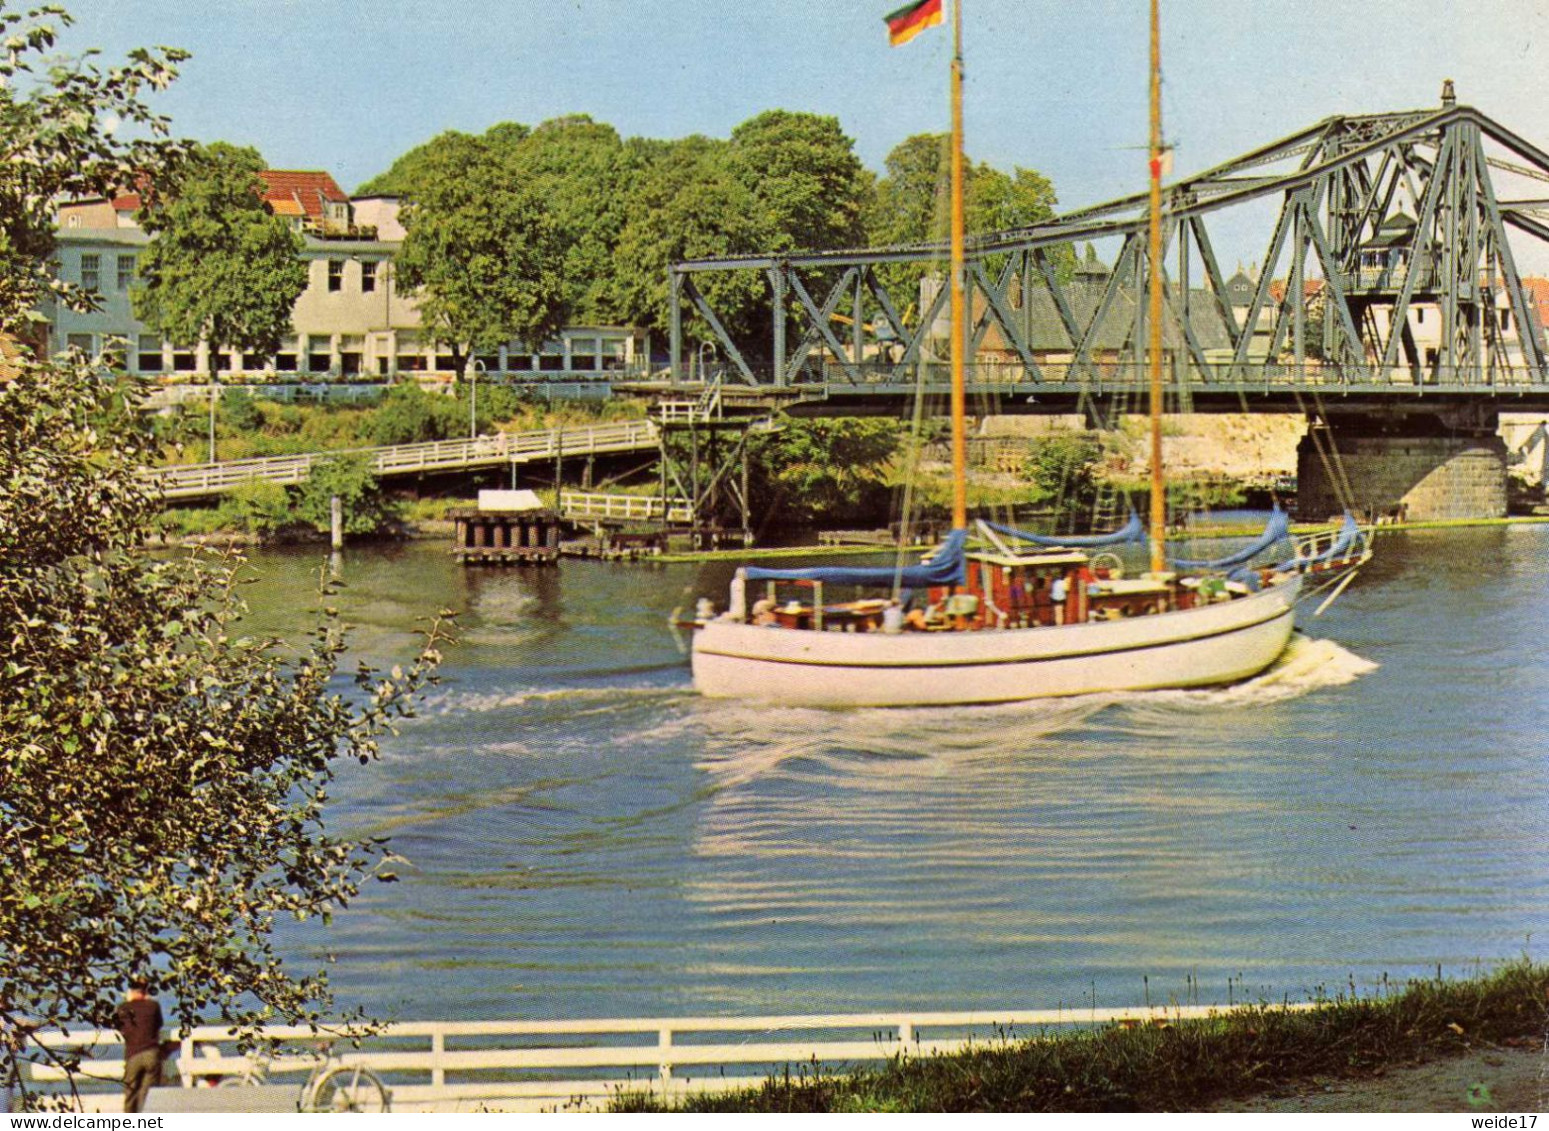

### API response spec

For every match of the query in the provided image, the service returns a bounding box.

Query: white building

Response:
[48,174,649,383]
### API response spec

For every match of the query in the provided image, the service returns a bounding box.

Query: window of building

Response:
[476,353,500,373]
[171,344,196,372]
[506,354,534,372]
[80,254,100,293]
[1502,310,1513,331]
[339,334,364,376]
[361,260,378,293]
[327,260,344,293]
[1415,308,1425,324]
[307,334,332,373]
[66,333,93,356]
[217,351,238,372]
[137,334,162,373]
[539,355,565,371]
[102,337,127,370]
[117,255,135,291]
[241,352,264,372]
[436,352,456,372]
[275,336,299,372]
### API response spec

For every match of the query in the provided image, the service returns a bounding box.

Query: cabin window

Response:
[1502,310,1512,331]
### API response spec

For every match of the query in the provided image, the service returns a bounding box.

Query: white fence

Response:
[147,421,661,500]
[559,490,693,524]
[27,1002,1319,1114]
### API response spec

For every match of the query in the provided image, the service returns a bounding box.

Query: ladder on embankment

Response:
[30,1001,1321,1113]
[146,420,662,502]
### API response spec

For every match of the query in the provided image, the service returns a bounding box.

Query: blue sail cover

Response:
[745,528,969,588]
[983,510,1147,549]
[1169,505,1291,570]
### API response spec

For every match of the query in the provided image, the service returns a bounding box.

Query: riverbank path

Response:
[146,420,661,501]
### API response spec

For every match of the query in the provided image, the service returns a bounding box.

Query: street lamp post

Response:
[470,358,485,440]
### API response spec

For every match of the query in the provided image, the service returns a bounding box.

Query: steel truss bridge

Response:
[667,97,1549,420]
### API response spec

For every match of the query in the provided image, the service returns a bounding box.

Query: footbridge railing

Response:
[28,1001,1322,1113]
[147,421,661,501]
[560,490,693,524]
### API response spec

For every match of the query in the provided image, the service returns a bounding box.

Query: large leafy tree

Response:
[132,141,309,360]
[867,132,1069,309]
[609,134,770,344]
[392,131,568,381]
[0,4,445,1104]
[726,110,870,253]
[507,115,637,324]
[0,3,186,333]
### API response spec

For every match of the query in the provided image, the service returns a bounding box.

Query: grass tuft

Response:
[614,960,1549,1112]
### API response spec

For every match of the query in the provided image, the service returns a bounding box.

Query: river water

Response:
[238,525,1549,1023]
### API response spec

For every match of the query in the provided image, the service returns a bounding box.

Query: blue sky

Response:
[62,1,1549,267]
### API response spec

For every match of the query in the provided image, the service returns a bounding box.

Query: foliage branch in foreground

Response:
[0,359,449,1103]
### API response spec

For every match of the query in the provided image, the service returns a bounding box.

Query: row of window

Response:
[64,332,636,375]
[71,253,387,296]
[78,253,136,293]
[326,259,379,293]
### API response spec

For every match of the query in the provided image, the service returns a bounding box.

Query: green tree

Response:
[393,132,568,382]
[748,417,904,529]
[0,4,186,333]
[1,359,444,1104]
[1025,433,1104,525]
[297,453,401,536]
[507,115,637,323]
[132,142,308,359]
[609,135,769,342]
[867,133,1068,309]
[726,110,870,253]
[0,8,444,1102]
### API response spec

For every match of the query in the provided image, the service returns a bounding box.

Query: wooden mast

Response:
[949,0,968,530]
[1146,0,1167,574]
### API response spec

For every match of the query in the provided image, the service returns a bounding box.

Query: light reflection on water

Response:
[244,529,1549,1021]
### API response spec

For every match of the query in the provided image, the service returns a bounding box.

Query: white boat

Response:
[687,0,1368,709]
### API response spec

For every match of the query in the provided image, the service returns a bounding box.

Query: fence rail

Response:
[559,490,693,524]
[27,1002,1320,1113]
[147,421,661,501]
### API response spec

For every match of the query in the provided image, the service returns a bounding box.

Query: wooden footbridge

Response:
[147,420,662,502]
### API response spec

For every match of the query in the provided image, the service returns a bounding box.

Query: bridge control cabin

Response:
[448,489,560,566]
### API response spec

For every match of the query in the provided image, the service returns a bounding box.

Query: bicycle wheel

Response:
[302,1063,390,1113]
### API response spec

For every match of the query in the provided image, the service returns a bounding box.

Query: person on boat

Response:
[751,598,778,626]
[881,599,905,635]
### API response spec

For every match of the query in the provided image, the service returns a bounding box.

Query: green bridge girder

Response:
[668,97,1549,414]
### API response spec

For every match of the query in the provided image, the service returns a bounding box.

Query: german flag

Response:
[886,0,943,46]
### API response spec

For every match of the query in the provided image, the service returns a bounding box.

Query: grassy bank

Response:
[614,960,1548,1112]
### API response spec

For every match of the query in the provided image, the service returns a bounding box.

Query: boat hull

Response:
[692,575,1301,708]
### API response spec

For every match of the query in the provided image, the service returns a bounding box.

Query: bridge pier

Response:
[1296,405,1506,523]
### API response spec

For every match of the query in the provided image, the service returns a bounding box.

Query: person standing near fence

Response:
[115,980,164,1113]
